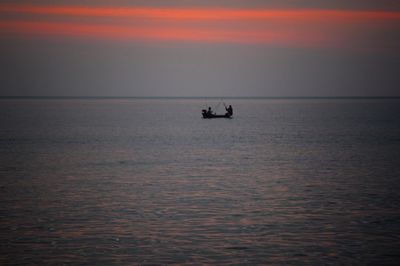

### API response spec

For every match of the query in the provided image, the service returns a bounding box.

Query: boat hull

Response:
[202,113,232,119]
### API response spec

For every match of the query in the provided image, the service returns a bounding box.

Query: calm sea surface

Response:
[1,98,400,265]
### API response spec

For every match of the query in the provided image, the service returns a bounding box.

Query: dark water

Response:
[1,98,400,265]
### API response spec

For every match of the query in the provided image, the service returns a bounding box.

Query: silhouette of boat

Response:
[202,109,232,119]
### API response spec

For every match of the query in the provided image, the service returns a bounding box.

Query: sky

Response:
[0,0,399,97]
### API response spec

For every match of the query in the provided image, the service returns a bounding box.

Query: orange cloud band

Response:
[0,20,338,47]
[0,5,399,52]
[1,5,400,22]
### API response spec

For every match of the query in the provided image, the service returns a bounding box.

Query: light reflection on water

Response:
[1,98,400,264]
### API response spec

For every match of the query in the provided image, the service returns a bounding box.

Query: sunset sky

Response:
[1,0,399,97]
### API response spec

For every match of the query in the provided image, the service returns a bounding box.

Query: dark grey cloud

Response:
[1,0,400,10]
[1,37,399,97]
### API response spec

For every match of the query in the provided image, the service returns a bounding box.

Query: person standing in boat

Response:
[225,105,233,116]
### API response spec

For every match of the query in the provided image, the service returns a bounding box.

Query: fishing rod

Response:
[213,98,227,113]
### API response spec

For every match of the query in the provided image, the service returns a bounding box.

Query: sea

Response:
[1,98,400,265]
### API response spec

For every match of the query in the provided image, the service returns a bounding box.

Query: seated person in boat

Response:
[207,107,213,115]
[225,105,233,116]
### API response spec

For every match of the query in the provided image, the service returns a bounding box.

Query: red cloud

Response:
[1,5,399,21]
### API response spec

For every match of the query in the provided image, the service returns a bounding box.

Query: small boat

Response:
[202,109,232,119]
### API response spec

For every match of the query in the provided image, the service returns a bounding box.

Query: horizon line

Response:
[1,96,400,100]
